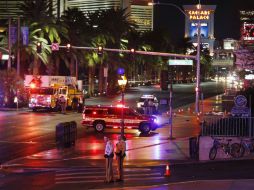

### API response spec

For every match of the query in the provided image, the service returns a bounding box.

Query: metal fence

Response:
[201,116,254,137]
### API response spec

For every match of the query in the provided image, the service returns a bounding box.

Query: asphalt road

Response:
[0,82,225,164]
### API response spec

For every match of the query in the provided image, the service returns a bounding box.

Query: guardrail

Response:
[201,116,254,137]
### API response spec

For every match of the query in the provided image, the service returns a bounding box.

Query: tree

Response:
[19,0,66,75]
[85,8,136,95]
[0,69,26,107]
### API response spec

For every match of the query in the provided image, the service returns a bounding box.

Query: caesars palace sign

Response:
[187,10,212,20]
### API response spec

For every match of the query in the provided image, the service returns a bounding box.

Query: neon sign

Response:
[188,10,211,20]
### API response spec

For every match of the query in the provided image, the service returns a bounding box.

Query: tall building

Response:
[64,0,153,31]
[130,0,153,31]
[183,5,216,54]
[66,0,127,13]
[0,0,23,18]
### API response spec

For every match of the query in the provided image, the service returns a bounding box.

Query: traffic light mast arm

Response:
[47,45,196,59]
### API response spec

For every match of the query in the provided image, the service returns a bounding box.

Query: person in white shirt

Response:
[115,135,126,181]
[59,95,66,114]
[104,136,114,183]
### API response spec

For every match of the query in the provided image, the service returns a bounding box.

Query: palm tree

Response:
[90,8,136,95]
[19,0,66,75]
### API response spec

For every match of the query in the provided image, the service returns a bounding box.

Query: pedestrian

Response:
[59,95,66,114]
[104,136,114,183]
[115,135,126,182]
[71,96,79,112]
[143,99,149,114]
[148,99,154,115]
[55,97,61,112]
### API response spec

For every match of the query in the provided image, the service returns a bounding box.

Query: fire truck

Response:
[24,75,83,111]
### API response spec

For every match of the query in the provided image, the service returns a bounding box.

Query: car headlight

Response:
[151,117,158,123]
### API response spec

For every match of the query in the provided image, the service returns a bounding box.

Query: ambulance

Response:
[81,105,159,134]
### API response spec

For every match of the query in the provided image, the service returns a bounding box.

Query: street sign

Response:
[168,59,193,66]
[51,43,59,51]
[117,68,125,75]
[234,95,247,107]
[231,95,250,116]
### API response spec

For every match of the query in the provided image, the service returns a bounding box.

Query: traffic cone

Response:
[164,164,171,177]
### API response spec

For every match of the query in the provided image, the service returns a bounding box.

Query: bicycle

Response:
[237,138,254,157]
[209,137,241,160]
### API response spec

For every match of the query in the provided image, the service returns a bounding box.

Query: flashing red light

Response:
[30,83,36,88]
[92,111,97,115]
[116,104,124,108]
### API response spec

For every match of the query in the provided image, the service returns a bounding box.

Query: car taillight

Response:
[92,111,97,115]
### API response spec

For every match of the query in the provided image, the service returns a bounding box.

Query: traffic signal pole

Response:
[52,45,196,60]
[8,18,11,70]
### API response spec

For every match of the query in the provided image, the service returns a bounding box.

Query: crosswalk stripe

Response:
[55,177,165,184]
[56,171,105,176]
[56,170,155,177]
[55,167,163,185]
[56,167,151,173]
[56,172,161,180]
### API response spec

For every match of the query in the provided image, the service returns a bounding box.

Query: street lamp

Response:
[148,1,201,113]
[118,75,127,140]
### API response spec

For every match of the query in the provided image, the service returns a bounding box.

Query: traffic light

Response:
[36,42,42,53]
[130,48,135,54]
[130,48,135,60]
[97,46,103,57]
[66,43,71,52]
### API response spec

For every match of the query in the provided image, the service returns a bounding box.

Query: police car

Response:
[137,95,159,111]
[81,105,158,134]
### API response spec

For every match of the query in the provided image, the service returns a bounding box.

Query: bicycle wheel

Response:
[231,143,241,158]
[209,146,217,160]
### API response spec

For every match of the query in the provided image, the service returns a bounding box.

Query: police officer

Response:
[104,136,114,183]
[115,135,126,181]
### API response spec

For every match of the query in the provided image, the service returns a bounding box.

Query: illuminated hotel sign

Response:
[188,10,211,20]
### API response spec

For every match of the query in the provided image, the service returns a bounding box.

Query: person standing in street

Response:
[148,99,154,115]
[115,135,126,182]
[104,136,114,183]
[71,96,79,112]
[59,95,66,114]
[143,99,149,114]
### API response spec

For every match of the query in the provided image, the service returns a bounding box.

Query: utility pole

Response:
[17,17,20,76]
[8,18,11,70]
[195,20,201,114]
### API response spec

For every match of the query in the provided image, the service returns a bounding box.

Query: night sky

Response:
[153,0,254,43]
